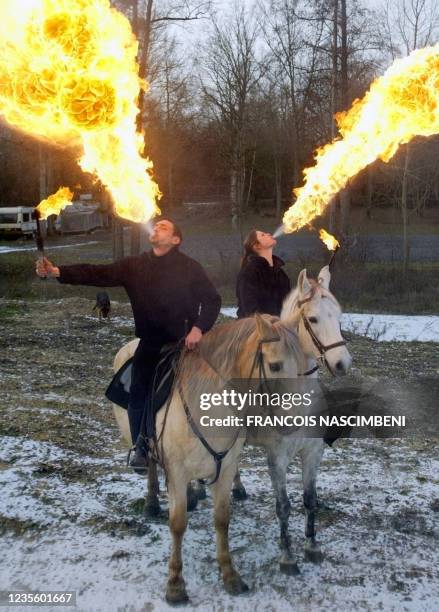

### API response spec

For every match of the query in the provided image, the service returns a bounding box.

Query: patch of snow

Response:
[220,308,439,343]
[342,313,439,343]
[1,436,438,611]
[0,242,99,255]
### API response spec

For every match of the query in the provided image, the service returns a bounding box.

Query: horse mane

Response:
[183,318,257,382]
[177,315,306,409]
[177,318,258,410]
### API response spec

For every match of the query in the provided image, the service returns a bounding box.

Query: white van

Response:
[0,207,39,237]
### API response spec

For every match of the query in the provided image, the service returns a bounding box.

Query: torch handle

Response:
[33,209,46,280]
[328,245,340,270]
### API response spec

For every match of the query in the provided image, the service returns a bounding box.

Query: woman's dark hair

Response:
[241,229,259,268]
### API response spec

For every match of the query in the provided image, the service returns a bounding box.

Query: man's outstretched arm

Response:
[36,256,127,287]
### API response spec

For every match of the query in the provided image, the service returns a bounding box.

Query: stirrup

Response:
[126,445,136,467]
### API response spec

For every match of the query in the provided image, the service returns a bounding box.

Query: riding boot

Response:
[128,434,149,474]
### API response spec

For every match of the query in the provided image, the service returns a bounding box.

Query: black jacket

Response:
[236,254,291,318]
[58,247,221,343]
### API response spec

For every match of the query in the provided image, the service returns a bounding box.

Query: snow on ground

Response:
[0,242,99,255]
[220,308,439,343]
[1,435,438,612]
[1,298,438,611]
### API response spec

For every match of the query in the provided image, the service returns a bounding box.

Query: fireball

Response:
[283,45,439,233]
[0,0,161,223]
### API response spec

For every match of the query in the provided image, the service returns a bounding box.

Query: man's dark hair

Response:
[157,217,183,243]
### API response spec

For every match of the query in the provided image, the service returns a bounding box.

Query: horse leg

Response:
[213,463,249,595]
[301,442,324,563]
[267,449,300,575]
[166,476,189,604]
[144,461,161,517]
[193,479,207,500]
[186,481,199,512]
[232,468,248,500]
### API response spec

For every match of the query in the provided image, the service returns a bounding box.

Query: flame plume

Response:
[0,0,161,222]
[319,229,339,251]
[283,44,439,233]
[36,187,73,219]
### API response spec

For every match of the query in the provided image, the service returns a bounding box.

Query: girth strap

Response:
[178,381,241,486]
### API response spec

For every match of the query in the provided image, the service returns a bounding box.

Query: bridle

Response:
[177,336,286,485]
[296,288,347,377]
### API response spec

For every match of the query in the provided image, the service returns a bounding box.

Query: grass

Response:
[173,206,439,237]
[1,211,439,313]
[1,249,438,314]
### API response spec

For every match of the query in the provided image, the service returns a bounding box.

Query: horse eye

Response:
[309,317,318,324]
[269,362,283,372]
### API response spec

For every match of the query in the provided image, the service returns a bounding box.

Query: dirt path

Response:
[1,299,438,611]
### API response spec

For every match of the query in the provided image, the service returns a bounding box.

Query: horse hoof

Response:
[304,547,324,564]
[232,487,248,501]
[224,574,249,595]
[165,581,189,605]
[279,561,300,576]
[144,500,161,518]
[186,491,199,512]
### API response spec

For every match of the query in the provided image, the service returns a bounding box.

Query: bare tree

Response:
[379,0,439,273]
[112,0,211,255]
[201,6,262,230]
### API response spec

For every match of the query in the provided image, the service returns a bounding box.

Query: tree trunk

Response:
[113,216,125,261]
[338,0,350,233]
[244,149,256,215]
[340,185,351,235]
[274,155,282,221]
[130,0,153,256]
[230,139,240,230]
[329,0,339,233]
[401,145,411,275]
[167,159,174,212]
[366,165,373,219]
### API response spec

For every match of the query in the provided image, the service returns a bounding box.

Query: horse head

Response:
[281,265,352,376]
[242,313,306,380]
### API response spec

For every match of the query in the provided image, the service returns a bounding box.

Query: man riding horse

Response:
[36,218,221,472]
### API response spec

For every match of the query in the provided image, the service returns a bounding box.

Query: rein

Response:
[296,289,347,377]
[177,336,280,486]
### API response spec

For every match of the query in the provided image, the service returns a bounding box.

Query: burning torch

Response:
[33,187,74,277]
[32,207,46,275]
[319,229,340,269]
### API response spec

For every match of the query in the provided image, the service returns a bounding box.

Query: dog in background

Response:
[93,291,111,320]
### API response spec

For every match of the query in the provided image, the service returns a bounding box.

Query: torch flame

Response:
[0,0,161,223]
[283,44,439,233]
[319,229,339,251]
[36,186,73,219]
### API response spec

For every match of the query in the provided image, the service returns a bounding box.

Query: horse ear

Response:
[318,265,331,290]
[297,269,312,297]
[255,313,280,341]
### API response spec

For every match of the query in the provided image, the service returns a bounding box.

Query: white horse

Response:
[232,265,352,573]
[112,313,310,603]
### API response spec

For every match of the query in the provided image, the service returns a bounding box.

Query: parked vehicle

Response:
[0,206,45,238]
[54,200,105,235]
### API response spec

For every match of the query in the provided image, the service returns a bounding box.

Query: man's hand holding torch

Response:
[36,257,60,279]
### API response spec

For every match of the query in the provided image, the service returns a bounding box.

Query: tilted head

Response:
[281,266,352,376]
[149,218,183,249]
[241,229,277,267]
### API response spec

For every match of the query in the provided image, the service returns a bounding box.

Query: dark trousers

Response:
[128,339,163,444]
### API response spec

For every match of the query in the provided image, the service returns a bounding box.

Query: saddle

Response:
[105,342,182,415]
